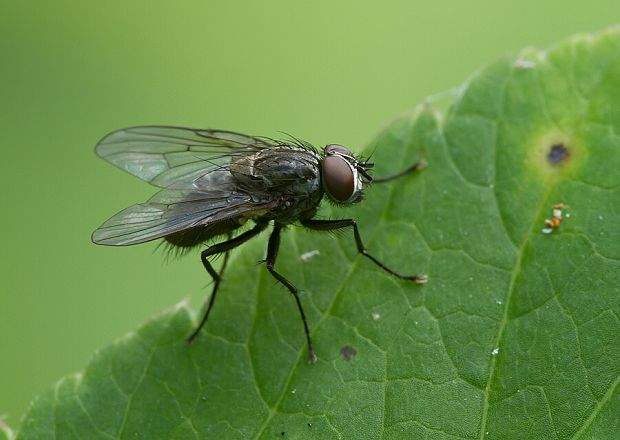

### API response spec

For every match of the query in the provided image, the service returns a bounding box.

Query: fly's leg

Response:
[218,240,232,280]
[371,160,426,183]
[187,221,268,344]
[301,218,428,284]
[210,231,232,311]
[266,224,317,364]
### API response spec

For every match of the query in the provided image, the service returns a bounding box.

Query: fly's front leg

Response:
[187,221,268,344]
[266,224,317,364]
[371,159,426,183]
[301,218,428,284]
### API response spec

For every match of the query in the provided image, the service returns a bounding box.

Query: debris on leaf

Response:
[514,59,536,69]
[542,203,568,234]
[300,249,320,262]
[340,345,357,361]
[547,143,570,166]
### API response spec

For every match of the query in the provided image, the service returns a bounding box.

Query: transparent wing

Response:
[92,184,277,246]
[95,126,276,188]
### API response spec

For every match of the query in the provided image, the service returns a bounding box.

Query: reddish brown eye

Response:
[322,155,354,202]
[324,144,352,156]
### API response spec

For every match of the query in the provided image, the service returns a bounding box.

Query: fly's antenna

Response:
[360,146,377,167]
[357,165,373,182]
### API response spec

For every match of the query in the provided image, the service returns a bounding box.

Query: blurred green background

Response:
[0,0,617,429]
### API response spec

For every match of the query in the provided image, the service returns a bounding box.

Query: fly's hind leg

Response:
[265,224,317,364]
[187,221,268,344]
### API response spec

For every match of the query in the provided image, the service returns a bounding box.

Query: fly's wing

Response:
[95,126,276,188]
[92,178,277,246]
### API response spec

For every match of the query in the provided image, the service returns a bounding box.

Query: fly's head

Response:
[321,144,374,205]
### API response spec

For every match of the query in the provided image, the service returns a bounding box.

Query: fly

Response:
[92,126,427,363]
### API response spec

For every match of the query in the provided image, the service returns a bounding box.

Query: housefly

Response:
[92,126,427,363]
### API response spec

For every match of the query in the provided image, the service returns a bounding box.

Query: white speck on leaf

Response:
[300,249,320,262]
[514,59,536,68]
[491,347,500,356]
[371,312,381,321]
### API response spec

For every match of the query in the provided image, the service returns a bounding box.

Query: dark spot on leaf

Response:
[281,431,285,436]
[547,143,570,166]
[308,422,313,428]
[340,345,357,361]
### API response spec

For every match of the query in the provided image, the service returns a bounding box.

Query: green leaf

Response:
[17,28,620,439]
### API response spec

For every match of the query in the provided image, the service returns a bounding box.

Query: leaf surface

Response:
[17,28,620,439]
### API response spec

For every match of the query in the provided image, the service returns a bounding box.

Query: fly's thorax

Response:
[230,147,322,195]
[229,146,323,223]
[321,144,370,204]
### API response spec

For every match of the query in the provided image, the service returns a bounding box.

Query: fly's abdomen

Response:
[164,219,244,248]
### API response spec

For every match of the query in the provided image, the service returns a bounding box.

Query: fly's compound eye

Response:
[322,154,356,203]
[324,144,352,157]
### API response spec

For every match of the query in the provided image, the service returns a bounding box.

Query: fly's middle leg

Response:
[187,221,268,344]
[301,218,428,284]
[266,224,317,364]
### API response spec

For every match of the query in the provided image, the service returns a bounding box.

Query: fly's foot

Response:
[405,274,428,284]
[308,348,318,364]
[414,159,428,171]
